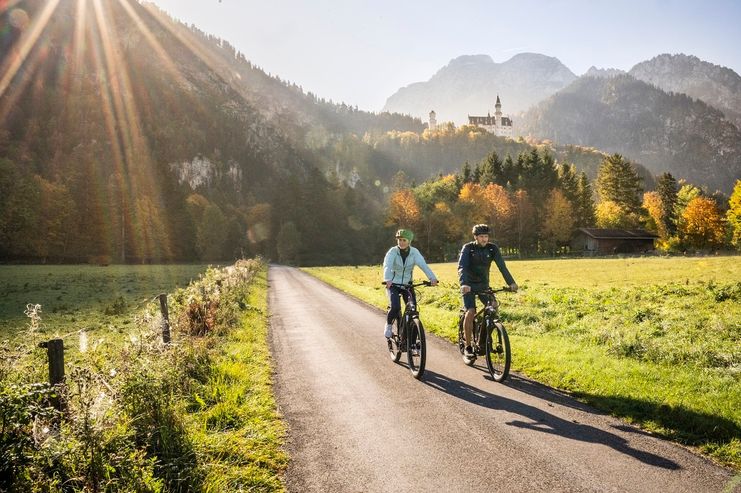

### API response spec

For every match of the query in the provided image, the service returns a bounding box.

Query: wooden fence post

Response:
[158,293,171,343]
[38,338,65,411]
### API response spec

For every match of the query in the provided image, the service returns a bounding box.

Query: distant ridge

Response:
[383,53,577,123]
[519,74,741,193]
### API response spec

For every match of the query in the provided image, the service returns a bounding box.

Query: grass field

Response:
[1,261,287,491]
[0,264,213,339]
[303,256,741,469]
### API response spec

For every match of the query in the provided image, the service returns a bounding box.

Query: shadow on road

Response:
[508,373,740,450]
[422,370,680,470]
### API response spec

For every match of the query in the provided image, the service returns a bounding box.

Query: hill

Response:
[518,74,741,193]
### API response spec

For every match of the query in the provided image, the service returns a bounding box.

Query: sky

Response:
[149,0,741,112]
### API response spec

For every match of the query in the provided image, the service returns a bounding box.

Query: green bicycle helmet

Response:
[395,229,414,242]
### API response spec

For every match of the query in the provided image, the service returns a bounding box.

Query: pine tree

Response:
[557,163,579,204]
[596,154,643,216]
[472,162,482,184]
[502,154,517,188]
[575,172,596,227]
[461,161,472,183]
[656,172,679,235]
[479,151,503,186]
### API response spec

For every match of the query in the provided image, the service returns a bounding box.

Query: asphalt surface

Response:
[268,265,738,493]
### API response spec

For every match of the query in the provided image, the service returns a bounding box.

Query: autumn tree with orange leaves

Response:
[541,189,575,253]
[642,191,666,238]
[387,188,421,232]
[680,197,725,250]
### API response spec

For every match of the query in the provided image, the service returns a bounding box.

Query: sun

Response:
[1,0,236,261]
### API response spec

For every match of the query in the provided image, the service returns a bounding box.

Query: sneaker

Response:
[384,323,393,338]
[464,346,474,357]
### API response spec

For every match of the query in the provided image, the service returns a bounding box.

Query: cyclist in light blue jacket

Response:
[382,229,438,338]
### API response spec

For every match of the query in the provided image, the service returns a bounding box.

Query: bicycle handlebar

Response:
[381,281,435,288]
[468,286,512,294]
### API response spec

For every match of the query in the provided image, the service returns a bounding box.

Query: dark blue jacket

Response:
[457,241,515,288]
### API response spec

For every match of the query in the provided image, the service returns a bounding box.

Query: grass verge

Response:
[1,260,286,491]
[183,265,287,492]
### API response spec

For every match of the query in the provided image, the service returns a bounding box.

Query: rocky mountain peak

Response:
[629,53,741,128]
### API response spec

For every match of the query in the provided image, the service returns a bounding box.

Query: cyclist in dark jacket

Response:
[458,224,518,356]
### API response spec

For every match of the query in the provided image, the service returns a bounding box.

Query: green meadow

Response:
[303,256,741,469]
[0,264,212,340]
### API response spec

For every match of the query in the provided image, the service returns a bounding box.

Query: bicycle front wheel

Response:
[486,321,511,382]
[388,318,402,363]
[407,318,426,379]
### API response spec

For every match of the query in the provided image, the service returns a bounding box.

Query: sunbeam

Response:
[0,0,61,118]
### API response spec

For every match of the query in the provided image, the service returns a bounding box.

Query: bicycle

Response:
[457,287,512,382]
[384,281,433,379]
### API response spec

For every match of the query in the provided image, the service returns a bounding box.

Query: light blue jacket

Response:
[382,246,437,285]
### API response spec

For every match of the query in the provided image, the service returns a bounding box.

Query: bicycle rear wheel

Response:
[407,318,426,379]
[388,318,402,362]
[485,321,511,382]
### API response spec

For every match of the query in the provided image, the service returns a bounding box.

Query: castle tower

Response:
[494,95,502,121]
[429,110,437,131]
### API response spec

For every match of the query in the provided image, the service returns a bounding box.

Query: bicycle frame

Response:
[470,288,506,343]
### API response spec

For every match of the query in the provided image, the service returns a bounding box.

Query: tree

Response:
[557,163,579,204]
[31,177,77,261]
[596,200,641,229]
[674,182,702,236]
[575,172,596,227]
[727,180,741,250]
[387,188,421,231]
[596,154,643,215]
[680,197,725,250]
[458,182,489,227]
[501,154,518,188]
[656,172,678,236]
[642,191,665,238]
[246,203,272,256]
[277,222,301,264]
[482,183,515,247]
[479,151,503,186]
[512,190,538,256]
[541,189,575,253]
[461,162,473,183]
[519,149,558,206]
[414,175,460,258]
[197,204,229,260]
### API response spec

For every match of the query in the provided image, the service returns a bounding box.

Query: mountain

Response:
[0,0,421,264]
[382,53,577,124]
[629,54,741,129]
[519,74,741,193]
[584,66,625,78]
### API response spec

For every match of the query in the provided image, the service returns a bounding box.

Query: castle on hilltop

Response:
[467,95,513,137]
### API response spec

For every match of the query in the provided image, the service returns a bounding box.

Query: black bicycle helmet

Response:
[472,224,490,236]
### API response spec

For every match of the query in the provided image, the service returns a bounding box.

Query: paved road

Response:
[268,265,737,493]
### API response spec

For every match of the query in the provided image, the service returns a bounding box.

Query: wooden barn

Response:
[571,228,658,255]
